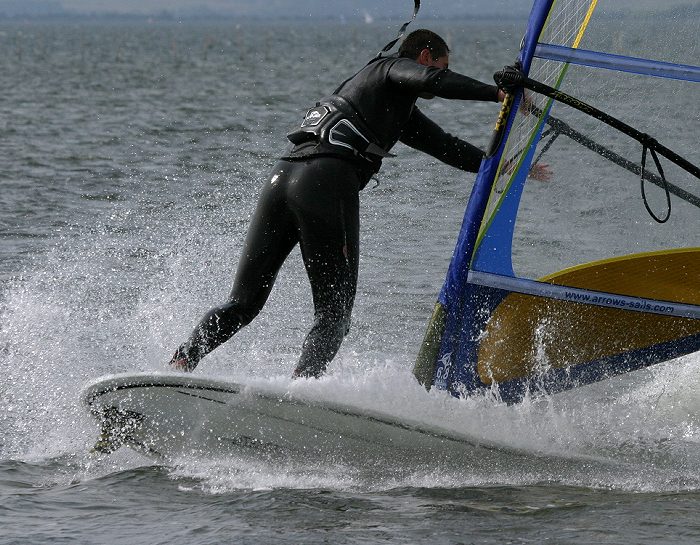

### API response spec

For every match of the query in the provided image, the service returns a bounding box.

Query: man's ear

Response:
[417,48,433,66]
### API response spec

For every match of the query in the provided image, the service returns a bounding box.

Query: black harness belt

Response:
[287,96,395,160]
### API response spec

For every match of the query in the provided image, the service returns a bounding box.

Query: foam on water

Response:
[2,221,700,493]
[2,169,699,495]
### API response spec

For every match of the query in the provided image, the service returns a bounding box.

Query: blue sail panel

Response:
[470,125,546,277]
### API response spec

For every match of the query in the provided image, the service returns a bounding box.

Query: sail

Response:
[414,0,700,403]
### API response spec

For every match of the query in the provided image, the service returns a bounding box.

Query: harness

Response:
[287,96,394,162]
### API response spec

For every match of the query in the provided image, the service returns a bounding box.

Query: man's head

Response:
[398,29,450,69]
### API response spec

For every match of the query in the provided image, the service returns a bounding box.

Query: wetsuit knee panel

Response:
[313,308,352,336]
[204,301,259,331]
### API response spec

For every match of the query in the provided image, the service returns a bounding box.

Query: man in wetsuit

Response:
[169,29,511,378]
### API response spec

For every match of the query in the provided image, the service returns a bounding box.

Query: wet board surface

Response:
[81,373,501,464]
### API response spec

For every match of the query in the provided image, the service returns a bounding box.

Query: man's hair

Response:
[398,29,449,60]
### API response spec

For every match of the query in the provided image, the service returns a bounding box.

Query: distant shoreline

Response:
[0,14,530,26]
[0,14,528,21]
[0,7,693,25]
[1,1,696,26]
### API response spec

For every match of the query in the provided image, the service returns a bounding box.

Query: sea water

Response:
[1,16,700,545]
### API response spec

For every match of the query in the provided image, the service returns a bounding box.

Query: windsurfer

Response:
[168,29,547,378]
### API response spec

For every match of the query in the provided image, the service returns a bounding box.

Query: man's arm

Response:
[399,107,484,172]
[387,58,499,102]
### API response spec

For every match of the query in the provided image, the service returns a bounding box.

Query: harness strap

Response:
[377,0,421,58]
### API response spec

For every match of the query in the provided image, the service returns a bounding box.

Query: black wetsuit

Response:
[172,54,500,377]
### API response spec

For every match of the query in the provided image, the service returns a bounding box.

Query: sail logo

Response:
[434,351,453,389]
[564,291,675,314]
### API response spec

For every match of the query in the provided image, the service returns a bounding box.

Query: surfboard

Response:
[81,372,499,464]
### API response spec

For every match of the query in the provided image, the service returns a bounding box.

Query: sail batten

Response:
[467,271,700,321]
[534,43,700,82]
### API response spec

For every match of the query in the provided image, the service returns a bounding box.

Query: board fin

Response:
[91,407,144,454]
